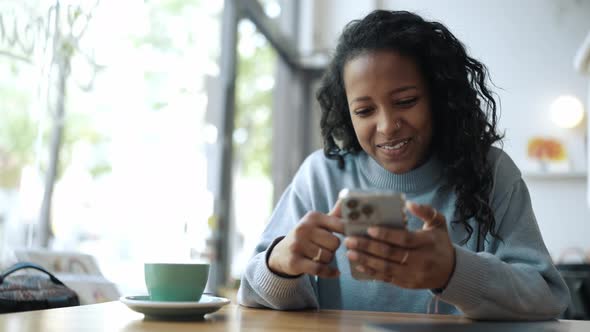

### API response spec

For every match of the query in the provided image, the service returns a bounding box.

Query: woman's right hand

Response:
[268,201,344,278]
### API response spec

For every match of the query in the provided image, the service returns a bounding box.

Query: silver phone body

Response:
[339,189,407,280]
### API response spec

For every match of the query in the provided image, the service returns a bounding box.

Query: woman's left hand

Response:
[344,201,456,289]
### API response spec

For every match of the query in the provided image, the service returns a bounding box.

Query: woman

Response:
[237,10,569,320]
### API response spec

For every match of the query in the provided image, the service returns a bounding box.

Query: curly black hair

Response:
[317,10,504,244]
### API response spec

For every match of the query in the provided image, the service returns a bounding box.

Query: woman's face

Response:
[343,50,433,174]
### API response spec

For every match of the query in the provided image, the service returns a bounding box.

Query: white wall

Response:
[303,0,590,260]
[298,0,379,55]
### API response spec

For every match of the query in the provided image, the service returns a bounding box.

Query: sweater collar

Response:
[358,152,444,193]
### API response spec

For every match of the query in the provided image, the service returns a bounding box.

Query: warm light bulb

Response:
[550,95,585,128]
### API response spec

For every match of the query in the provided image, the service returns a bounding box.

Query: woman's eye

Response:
[354,108,373,116]
[396,97,418,107]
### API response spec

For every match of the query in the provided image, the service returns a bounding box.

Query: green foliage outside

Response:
[235,28,276,178]
[0,4,109,188]
[1,0,276,190]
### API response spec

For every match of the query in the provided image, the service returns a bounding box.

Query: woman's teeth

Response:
[381,139,409,150]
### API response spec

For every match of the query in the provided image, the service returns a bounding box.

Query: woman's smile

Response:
[376,137,413,160]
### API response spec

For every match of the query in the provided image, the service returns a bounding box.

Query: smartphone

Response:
[339,188,407,280]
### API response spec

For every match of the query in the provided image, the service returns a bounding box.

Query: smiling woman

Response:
[237,9,569,320]
[343,51,433,174]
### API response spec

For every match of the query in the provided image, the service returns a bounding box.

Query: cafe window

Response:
[0,0,223,295]
[231,17,277,280]
[0,0,308,295]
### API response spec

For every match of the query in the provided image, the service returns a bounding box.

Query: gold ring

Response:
[401,250,409,265]
[312,248,322,262]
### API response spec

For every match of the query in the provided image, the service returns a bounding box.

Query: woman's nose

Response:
[376,111,402,136]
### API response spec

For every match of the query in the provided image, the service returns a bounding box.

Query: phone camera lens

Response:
[347,199,358,209]
[361,204,373,216]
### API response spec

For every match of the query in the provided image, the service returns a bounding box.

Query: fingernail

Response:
[356,265,365,273]
[405,201,418,209]
[346,237,357,248]
[347,250,358,261]
[367,227,378,237]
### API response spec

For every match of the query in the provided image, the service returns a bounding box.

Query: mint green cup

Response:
[144,263,209,302]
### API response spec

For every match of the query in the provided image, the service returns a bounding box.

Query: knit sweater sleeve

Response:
[237,156,321,310]
[436,150,570,320]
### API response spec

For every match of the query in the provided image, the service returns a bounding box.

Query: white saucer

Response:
[120,294,230,320]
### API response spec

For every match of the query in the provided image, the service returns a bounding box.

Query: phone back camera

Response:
[361,204,373,217]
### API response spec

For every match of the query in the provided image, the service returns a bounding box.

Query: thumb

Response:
[326,199,344,235]
[405,201,447,230]
[329,198,342,217]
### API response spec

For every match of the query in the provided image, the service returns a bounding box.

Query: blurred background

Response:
[0,0,589,305]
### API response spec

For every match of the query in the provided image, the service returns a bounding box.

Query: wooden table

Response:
[0,302,588,332]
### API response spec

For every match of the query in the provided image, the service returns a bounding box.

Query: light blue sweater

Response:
[237,147,569,320]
